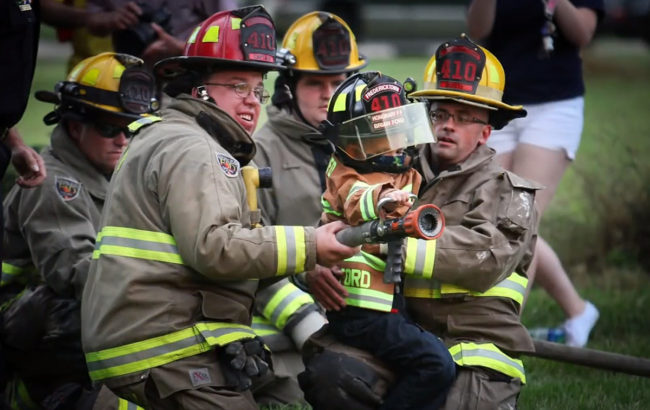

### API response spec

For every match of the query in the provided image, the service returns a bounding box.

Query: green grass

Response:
[7,40,650,409]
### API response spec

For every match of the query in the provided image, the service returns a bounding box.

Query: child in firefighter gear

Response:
[1,52,156,409]
[251,11,367,405]
[310,71,456,410]
[80,6,358,410]
[303,35,542,410]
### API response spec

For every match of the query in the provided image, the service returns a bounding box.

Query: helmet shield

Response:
[336,103,435,160]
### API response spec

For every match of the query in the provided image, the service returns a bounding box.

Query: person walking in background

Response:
[467,0,604,347]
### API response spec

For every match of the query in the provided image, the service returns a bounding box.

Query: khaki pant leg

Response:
[110,351,257,410]
[440,367,522,410]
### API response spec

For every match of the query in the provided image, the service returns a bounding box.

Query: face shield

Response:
[335,102,435,161]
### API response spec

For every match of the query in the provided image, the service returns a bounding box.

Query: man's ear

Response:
[66,119,85,143]
[478,124,491,146]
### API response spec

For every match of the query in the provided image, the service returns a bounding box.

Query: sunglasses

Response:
[91,122,130,138]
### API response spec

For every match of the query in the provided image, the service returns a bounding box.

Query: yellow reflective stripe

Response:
[127,116,162,133]
[274,226,306,276]
[261,282,314,330]
[402,184,413,193]
[231,17,241,30]
[403,238,436,279]
[117,398,145,410]
[449,342,525,383]
[345,250,386,272]
[1,263,32,286]
[187,25,201,44]
[203,26,220,42]
[9,377,39,410]
[332,93,347,113]
[344,287,393,312]
[93,226,184,264]
[405,273,527,305]
[326,156,337,177]
[347,181,370,202]
[85,322,256,382]
[360,184,377,221]
[252,315,281,337]
[321,197,342,216]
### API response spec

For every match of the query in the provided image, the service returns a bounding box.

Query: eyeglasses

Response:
[205,82,270,104]
[429,110,488,126]
[92,122,130,138]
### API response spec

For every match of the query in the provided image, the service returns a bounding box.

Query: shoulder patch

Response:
[55,176,81,201]
[216,153,240,177]
[504,171,545,191]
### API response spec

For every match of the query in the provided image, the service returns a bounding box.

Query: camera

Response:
[113,2,172,57]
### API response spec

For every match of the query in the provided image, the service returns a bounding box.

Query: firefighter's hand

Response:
[141,23,185,68]
[315,221,360,267]
[220,337,270,391]
[87,2,141,36]
[5,128,46,188]
[306,265,348,311]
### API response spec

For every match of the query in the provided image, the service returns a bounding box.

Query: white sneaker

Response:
[562,301,599,347]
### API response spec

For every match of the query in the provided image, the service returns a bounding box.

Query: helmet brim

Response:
[154,56,286,80]
[37,91,145,127]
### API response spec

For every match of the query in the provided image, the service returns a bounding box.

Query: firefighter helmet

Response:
[35,52,157,127]
[278,11,367,74]
[321,71,434,173]
[155,5,284,80]
[408,34,526,130]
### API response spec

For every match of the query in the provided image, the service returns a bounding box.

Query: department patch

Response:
[55,176,81,201]
[188,368,212,387]
[216,153,240,177]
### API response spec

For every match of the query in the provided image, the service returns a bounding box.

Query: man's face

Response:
[429,101,491,169]
[295,73,347,128]
[68,120,129,176]
[202,70,266,135]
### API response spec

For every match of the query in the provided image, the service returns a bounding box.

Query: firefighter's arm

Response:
[255,278,327,350]
[404,173,540,292]
[159,138,356,280]
[20,176,96,299]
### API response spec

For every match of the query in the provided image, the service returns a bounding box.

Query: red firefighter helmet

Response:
[154,5,284,80]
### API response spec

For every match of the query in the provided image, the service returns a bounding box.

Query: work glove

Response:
[299,349,384,410]
[220,337,271,391]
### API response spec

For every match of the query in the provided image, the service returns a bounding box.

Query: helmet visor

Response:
[336,102,435,160]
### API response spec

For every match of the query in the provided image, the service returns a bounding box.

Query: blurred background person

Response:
[86,0,238,68]
[467,0,604,347]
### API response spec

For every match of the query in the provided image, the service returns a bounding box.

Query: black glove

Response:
[299,350,384,410]
[220,337,271,391]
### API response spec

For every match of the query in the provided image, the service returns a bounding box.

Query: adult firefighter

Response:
[1,52,155,409]
[251,10,368,405]
[301,34,542,409]
[80,6,357,409]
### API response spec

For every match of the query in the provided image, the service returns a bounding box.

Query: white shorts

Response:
[487,96,584,160]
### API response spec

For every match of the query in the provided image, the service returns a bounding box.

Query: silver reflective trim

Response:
[96,236,180,254]
[86,333,201,373]
[452,347,525,374]
[414,239,429,276]
[268,287,303,326]
[284,227,297,273]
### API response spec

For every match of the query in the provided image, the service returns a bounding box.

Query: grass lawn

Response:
[7,38,650,409]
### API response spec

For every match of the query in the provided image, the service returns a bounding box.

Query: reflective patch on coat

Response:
[216,153,240,177]
[55,176,81,201]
